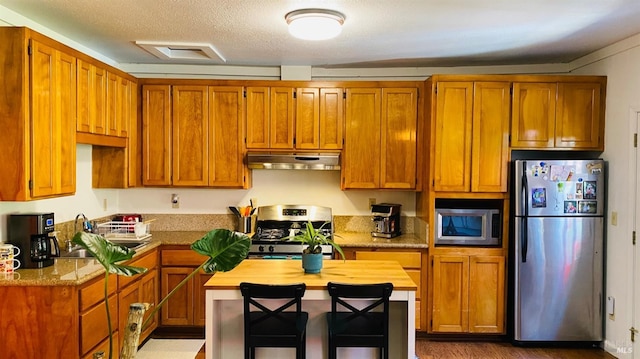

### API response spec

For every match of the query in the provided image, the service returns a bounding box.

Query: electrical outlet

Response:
[368,198,376,207]
[611,211,618,226]
[171,193,179,209]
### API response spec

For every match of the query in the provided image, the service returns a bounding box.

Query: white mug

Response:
[0,244,20,259]
[0,258,21,273]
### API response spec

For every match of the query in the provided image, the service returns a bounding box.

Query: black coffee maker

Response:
[8,213,60,268]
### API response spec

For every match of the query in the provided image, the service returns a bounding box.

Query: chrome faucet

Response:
[69,213,89,252]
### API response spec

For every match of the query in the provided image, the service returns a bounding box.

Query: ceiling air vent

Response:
[135,41,226,62]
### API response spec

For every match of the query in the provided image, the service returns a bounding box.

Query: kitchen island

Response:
[204,259,417,359]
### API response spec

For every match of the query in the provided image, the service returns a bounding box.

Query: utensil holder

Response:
[238,216,253,234]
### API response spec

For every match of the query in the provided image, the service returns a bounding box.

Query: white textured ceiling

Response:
[1,0,640,68]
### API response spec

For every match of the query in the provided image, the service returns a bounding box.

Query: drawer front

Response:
[355,250,422,268]
[79,276,117,312]
[81,330,119,359]
[119,251,158,289]
[80,294,118,356]
[161,249,208,266]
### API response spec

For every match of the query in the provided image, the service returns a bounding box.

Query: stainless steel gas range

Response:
[249,205,334,259]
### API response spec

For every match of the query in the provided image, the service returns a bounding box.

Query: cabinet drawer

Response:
[79,276,117,312]
[119,251,158,289]
[161,249,208,266]
[355,251,422,268]
[80,294,118,356]
[81,330,119,359]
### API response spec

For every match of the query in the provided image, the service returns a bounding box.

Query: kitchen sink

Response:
[60,240,150,259]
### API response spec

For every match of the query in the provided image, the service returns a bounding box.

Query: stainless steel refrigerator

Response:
[513,159,604,342]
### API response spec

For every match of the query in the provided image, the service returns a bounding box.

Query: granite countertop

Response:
[0,230,427,287]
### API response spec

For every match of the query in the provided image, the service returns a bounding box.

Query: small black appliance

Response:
[7,213,60,269]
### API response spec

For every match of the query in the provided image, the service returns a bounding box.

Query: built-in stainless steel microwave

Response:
[434,208,501,246]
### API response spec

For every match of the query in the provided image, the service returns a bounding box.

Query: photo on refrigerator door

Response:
[578,201,598,214]
[584,181,597,199]
[532,188,547,208]
[564,201,577,213]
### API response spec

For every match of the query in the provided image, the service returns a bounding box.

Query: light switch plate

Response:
[607,296,615,315]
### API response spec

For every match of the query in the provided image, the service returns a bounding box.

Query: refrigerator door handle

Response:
[521,161,528,262]
[521,217,527,262]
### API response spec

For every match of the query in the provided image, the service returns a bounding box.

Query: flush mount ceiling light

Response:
[285,9,345,41]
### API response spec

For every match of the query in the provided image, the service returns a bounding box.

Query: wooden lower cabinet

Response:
[430,254,505,334]
[341,247,426,331]
[160,246,210,328]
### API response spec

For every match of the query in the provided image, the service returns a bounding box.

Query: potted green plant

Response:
[72,228,250,359]
[287,221,345,273]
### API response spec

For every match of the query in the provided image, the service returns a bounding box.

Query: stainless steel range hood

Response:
[247,153,340,170]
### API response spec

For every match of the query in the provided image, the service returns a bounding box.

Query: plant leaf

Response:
[72,232,147,276]
[190,229,251,273]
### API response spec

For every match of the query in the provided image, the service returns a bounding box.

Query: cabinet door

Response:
[471,82,510,193]
[381,88,417,189]
[343,88,381,189]
[30,40,57,198]
[117,76,131,138]
[106,71,119,136]
[93,66,107,135]
[433,82,473,192]
[57,50,77,195]
[161,267,194,326]
[30,40,76,197]
[270,87,295,148]
[76,59,92,133]
[142,85,172,186]
[209,86,246,187]
[140,269,158,341]
[555,82,602,149]
[469,255,505,334]
[431,255,469,333]
[246,87,270,148]
[319,88,344,149]
[194,271,214,326]
[295,87,320,149]
[118,279,141,350]
[172,85,209,186]
[511,82,556,148]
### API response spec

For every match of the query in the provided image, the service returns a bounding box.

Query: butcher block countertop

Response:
[205,259,418,291]
[0,230,426,286]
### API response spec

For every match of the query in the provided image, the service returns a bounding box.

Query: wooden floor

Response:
[196,338,616,358]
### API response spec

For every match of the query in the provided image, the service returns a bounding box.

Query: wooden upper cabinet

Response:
[511,82,557,148]
[142,85,172,186]
[471,82,510,193]
[343,88,381,189]
[117,76,131,138]
[555,82,602,149]
[433,82,473,192]
[295,87,344,150]
[246,87,270,148]
[209,86,245,187]
[30,39,77,198]
[319,88,344,149]
[76,59,111,139]
[381,87,417,189]
[172,85,209,186]
[433,81,509,193]
[511,80,603,150]
[245,86,294,149]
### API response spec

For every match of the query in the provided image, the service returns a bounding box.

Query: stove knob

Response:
[268,245,275,253]
[258,245,264,252]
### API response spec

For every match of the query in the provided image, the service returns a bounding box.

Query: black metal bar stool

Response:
[326,282,394,359]
[240,282,308,359]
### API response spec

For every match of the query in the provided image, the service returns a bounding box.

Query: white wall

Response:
[0,145,119,243]
[571,34,640,357]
